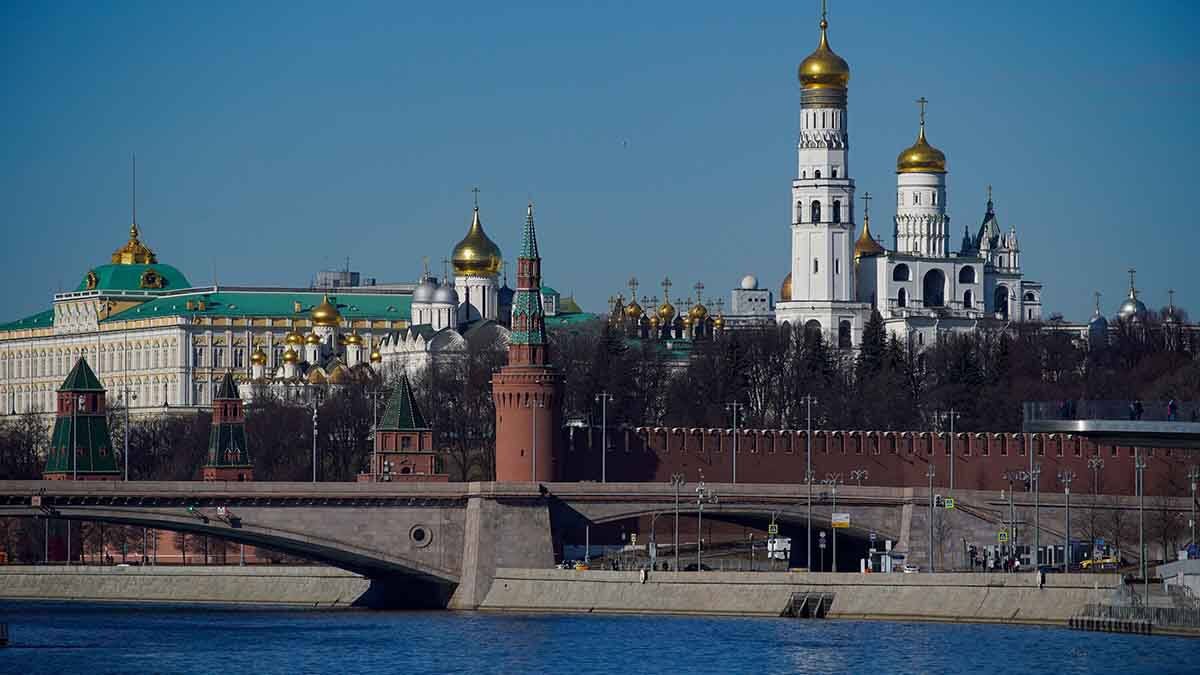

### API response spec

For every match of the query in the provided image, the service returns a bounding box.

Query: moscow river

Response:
[1,602,1195,675]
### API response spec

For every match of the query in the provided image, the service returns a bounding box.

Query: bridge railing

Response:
[1024,400,1200,424]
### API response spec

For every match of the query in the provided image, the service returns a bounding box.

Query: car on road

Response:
[902,564,920,574]
[684,563,713,571]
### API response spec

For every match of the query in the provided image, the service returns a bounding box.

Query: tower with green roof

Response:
[44,357,120,480]
[492,203,562,482]
[202,371,253,481]
[360,372,446,481]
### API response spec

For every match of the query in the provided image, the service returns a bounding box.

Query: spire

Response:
[1127,268,1138,299]
[215,371,239,400]
[986,184,994,215]
[521,201,540,259]
[916,96,928,142]
[1094,291,1103,316]
[379,371,429,431]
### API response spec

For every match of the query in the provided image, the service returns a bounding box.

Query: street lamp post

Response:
[311,402,319,483]
[1002,469,1020,569]
[1188,465,1200,548]
[525,397,545,482]
[726,402,742,484]
[822,474,843,571]
[1135,448,1147,602]
[926,463,936,572]
[695,481,717,570]
[367,387,386,481]
[122,389,137,481]
[596,392,613,483]
[1059,470,1076,571]
[671,473,685,571]
[1030,464,1042,566]
[939,410,961,494]
[802,394,817,570]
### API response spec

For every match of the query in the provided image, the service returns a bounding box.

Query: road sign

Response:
[998,530,1009,544]
[944,498,955,510]
[767,523,779,536]
[1095,538,1105,547]
[832,513,850,529]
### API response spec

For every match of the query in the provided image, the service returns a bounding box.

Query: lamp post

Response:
[938,409,961,494]
[121,389,137,481]
[849,468,868,487]
[802,394,817,570]
[1058,470,1075,571]
[670,472,685,571]
[596,392,613,483]
[926,463,936,572]
[367,387,386,481]
[695,481,717,570]
[822,473,843,571]
[1188,465,1199,548]
[1135,448,1147,602]
[310,388,323,483]
[1002,469,1021,569]
[726,402,742,484]
[525,396,545,482]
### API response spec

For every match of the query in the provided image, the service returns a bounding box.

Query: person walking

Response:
[1133,399,1144,421]
[1167,399,1178,421]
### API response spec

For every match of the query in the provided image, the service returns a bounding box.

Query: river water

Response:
[1,602,1194,674]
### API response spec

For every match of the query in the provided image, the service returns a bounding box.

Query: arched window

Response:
[897,288,908,308]
[994,286,1009,319]
[892,264,911,282]
[838,320,852,349]
[811,200,821,222]
[814,170,821,179]
[923,269,946,308]
[804,319,822,340]
[796,201,803,222]
[1024,292,1036,302]
[832,200,841,223]
[958,266,976,284]
[832,168,838,178]
[963,289,974,309]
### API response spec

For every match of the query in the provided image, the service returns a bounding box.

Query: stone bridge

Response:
[0,481,1191,606]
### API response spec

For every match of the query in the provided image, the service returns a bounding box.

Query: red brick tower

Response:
[493,203,561,482]
[202,371,253,481]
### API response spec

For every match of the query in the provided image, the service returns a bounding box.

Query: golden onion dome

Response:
[304,332,321,345]
[896,124,947,174]
[345,332,363,346]
[714,315,725,329]
[854,216,886,260]
[329,365,350,385]
[683,315,694,328]
[250,347,267,365]
[369,348,382,363]
[780,272,793,302]
[648,315,660,328]
[111,224,158,265]
[308,369,327,385]
[282,347,299,364]
[689,301,708,321]
[451,207,503,276]
[624,299,644,320]
[798,17,850,90]
[657,301,676,321]
[311,294,342,327]
[285,331,304,345]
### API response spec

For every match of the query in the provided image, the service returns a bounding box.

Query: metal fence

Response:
[1081,603,1200,630]
[1024,400,1200,423]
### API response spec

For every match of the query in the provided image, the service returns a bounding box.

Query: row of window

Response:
[0,347,175,380]
[192,347,246,369]
[800,168,840,180]
[796,199,845,224]
[901,190,940,206]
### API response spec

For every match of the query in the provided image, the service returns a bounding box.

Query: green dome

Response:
[77,263,192,293]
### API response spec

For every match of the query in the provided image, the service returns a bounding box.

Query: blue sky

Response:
[2,0,1197,322]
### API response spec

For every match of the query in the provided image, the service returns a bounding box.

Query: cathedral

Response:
[772,8,1044,348]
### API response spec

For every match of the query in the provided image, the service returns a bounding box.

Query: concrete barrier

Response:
[480,569,1121,626]
[0,565,374,608]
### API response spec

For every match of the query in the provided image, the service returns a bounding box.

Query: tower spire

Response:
[1094,291,1102,315]
[1127,268,1138,299]
[521,201,539,258]
[916,96,929,141]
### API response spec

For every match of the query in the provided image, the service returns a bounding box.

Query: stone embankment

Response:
[480,569,1121,626]
[0,565,373,608]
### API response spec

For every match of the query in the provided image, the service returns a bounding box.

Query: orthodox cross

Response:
[693,281,704,301]
[987,184,993,202]
[714,298,725,315]
[1094,291,1102,313]
[1168,289,1175,309]
[821,0,827,22]
[471,186,480,208]
[916,97,928,127]
[661,277,673,299]
[628,276,639,298]
[861,191,872,219]
[441,258,451,281]
[1128,268,1137,295]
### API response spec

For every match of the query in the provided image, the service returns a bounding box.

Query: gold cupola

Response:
[780,272,793,302]
[282,347,299,364]
[896,100,947,174]
[854,209,886,261]
[451,206,503,277]
[250,347,267,365]
[310,294,342,327]
[111,224,158,265]
[304,332,322,345]
[285,331,304,346]
[797,7,850,90]
[345,332,363,346]
[369,348,382,363]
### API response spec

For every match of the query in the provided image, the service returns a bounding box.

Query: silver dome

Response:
[413,277,437,304]
[1117,294,1146,321]
[432,282,458,305]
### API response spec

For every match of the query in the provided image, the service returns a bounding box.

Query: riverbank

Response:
[480,568,1124,627]
[0,565,373,608]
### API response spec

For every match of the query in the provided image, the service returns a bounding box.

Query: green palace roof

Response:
[104,289,412,323]
[0,308,54,333]
[76,263,192,293]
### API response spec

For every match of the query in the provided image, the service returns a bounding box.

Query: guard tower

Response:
[360,372,447,482]
[44,357,119,480]
[202,371,253,481]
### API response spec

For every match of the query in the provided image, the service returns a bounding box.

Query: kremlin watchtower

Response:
[492,203,562,482]
[202,371,253,481]
[43,357,119,480]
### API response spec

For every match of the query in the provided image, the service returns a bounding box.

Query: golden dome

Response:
[683,315,694,328]
[798,18,850,90]
[714,315,725,329]
[689,301,708,321]
[657,301,676,321]
[250,347,267,365]
[896,125,947,174]
[451,207,503,276]
[854,215,886,260]
[111,224,158,265]
[304,332,321,345]
[311,294,342,327]
[780,272,793,302]
[285,331,304,345]
[282,347,299,364]
[307,369,327,385]
[624,299,644,320]
[329,365,350,384]
[345,332,363,346]
[369,348,382,363]
[649,315,660,328]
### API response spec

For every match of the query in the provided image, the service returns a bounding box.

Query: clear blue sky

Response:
[2,0,1197,322]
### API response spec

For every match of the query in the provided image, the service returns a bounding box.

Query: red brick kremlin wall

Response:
[561,427,1198,497]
